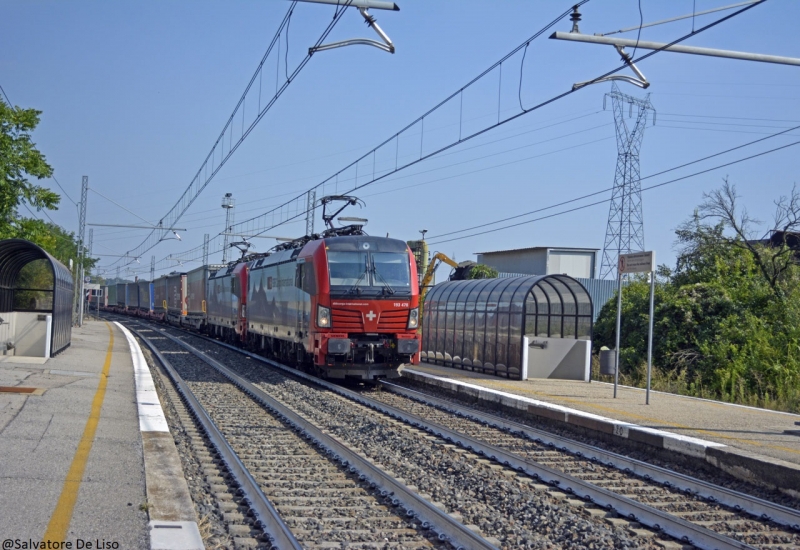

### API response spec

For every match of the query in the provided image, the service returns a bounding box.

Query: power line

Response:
[428,122,800,241]
[661,112,800,123]
[657,125,800,137]
[89,187,158,226]
[427,140,800,246]
[169,110,608,222]
[234,0,761,243]
[0,83,10,105]
[19,203,81,251]
[108,1,352,270]
[658,118,799,130]
[139,0,762,271]
[219,1,593,245]
[51,175,77,205]
[363,135,613,199]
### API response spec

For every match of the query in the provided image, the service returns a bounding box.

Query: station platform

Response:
[403,362,800,498]
[0,320,202,550]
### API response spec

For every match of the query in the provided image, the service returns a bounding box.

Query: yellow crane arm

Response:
[420,252,459,300]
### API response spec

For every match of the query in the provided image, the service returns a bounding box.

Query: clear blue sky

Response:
[3,1,799,280]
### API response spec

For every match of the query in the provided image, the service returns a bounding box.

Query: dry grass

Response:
[591,355,800,413]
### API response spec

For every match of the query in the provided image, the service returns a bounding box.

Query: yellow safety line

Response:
[43,322,115,543]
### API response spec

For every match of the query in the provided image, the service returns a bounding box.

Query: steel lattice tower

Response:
[305,189,316,237]
[599,83,655,279]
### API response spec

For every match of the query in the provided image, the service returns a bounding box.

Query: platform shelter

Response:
[421,274,593,380]
[0,239,74,357]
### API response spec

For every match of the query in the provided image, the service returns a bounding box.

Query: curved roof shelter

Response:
[0,239,74,356]
[421,274,593,380]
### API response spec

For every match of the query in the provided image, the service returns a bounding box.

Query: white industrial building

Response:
[476,246,598,280]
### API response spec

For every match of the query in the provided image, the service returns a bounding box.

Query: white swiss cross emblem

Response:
[366,310,377,322]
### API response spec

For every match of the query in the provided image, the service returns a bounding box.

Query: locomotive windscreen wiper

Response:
[371,264,395,296]
[348,254,370,295]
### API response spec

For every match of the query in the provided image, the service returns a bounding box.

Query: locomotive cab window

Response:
[328,250,411,296]
[328,251,369,287]
[372,253,410,289]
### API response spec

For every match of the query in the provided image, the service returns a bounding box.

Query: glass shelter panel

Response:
[420,275,593,380]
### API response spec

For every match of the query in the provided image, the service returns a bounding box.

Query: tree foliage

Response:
[0,99,59,226]
[467,264,499,279]
[594,181,800,411]
[0,98,93,271]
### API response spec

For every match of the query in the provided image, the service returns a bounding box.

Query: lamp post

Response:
[221,193,235,263]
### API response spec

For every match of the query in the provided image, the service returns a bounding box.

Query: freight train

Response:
[103,226,421,381]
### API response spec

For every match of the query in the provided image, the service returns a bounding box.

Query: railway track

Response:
[116,316,800,549]
[368,382,800,550]
[126,321,493,549]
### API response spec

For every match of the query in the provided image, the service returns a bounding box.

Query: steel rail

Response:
[380,381,800,532]
[155,327,499,550]
[129,326,303,550]
[326,389,758,550]
[168,331,757,550]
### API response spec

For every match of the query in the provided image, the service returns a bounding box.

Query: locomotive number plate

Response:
[394,302,409,308]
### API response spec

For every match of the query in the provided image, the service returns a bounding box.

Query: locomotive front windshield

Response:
[328,251,411,296]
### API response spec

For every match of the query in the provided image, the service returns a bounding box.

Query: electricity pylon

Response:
[599,83,655,279]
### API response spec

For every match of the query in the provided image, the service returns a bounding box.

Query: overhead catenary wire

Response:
[222,1,593,242]
[125,134,799,280]
[230,0,763,244]
[126,0,764,272]
[631,0,644,60]
[96,124,612,243]
[106,1,352,271]
[110,106,791,245]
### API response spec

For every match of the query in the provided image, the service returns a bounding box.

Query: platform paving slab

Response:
[0,319,207,548]
[0,321,149,548]
[404,363,800,497]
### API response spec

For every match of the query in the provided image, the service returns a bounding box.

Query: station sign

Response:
[618,251,655,274]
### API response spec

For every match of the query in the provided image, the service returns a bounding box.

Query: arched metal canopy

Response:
[422,274,593,379]
[0,239,74,356]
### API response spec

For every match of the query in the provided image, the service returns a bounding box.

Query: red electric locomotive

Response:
[104,196,421,381]
[243,231,421,380]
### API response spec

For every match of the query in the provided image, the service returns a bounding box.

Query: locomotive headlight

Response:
[407,307,419,329]
[317,305,331,328]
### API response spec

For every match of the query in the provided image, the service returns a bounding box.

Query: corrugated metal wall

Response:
[498,273,619,321]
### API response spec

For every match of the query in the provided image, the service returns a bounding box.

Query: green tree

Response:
[467,264,498,279]
[0,98,95,272]
[0,98,60,229]
[594,183,800,412]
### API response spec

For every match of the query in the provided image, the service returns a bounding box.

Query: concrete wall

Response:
[522,336,590,381]
[479,249,596,279]
[0,312,52,358]
[477,250,547,275]
[548,250,595,279]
